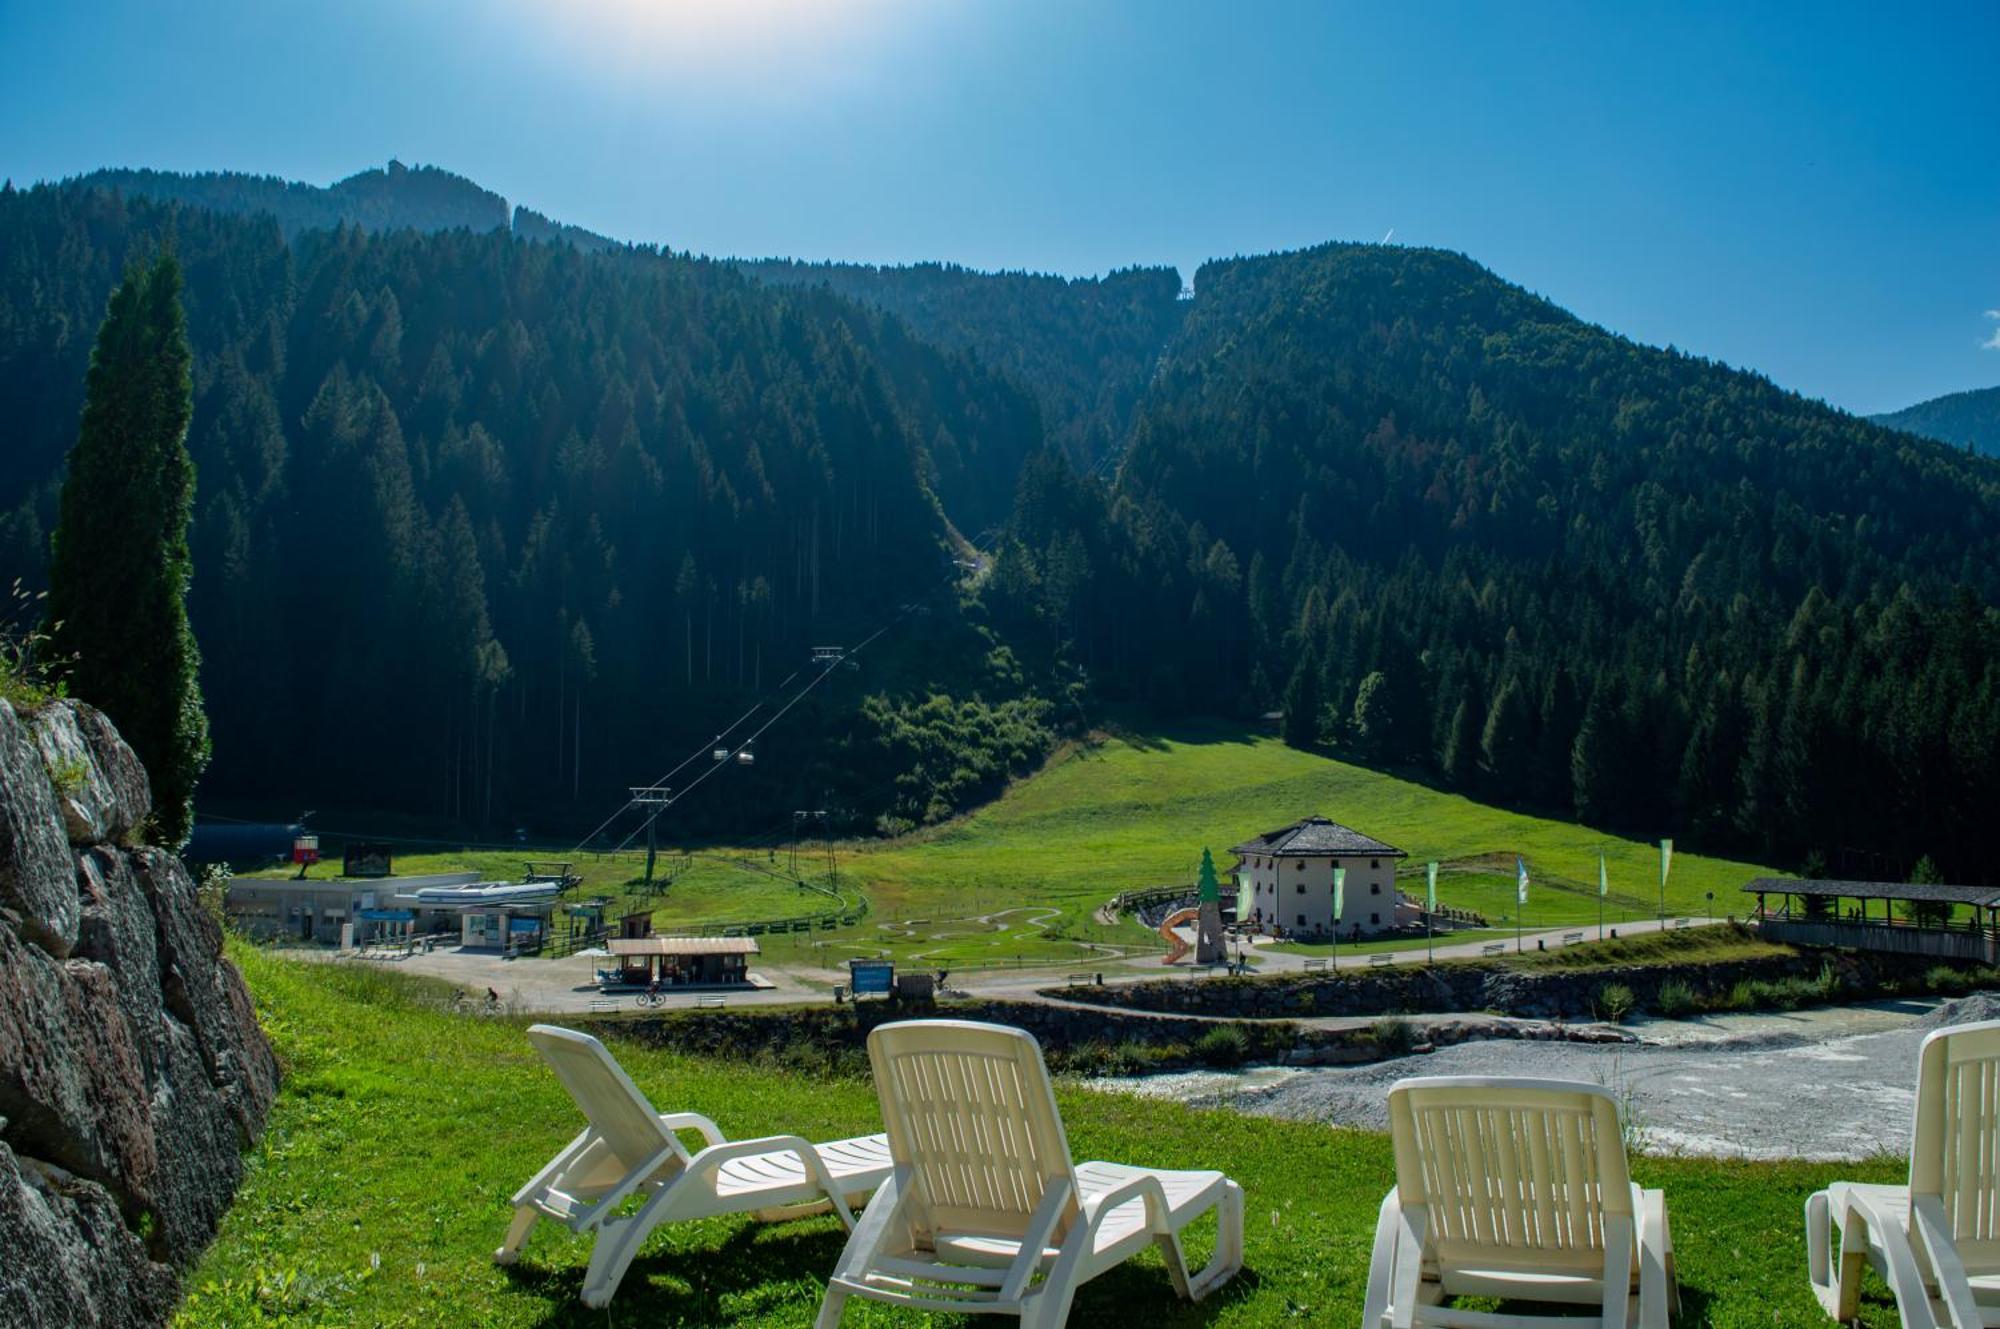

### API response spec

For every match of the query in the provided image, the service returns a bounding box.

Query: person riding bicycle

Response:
[485,987,501,1009]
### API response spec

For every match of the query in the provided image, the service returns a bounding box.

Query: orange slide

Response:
[1158,906,1200,964]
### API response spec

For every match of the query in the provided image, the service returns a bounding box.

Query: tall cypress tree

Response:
[45,253,209,846]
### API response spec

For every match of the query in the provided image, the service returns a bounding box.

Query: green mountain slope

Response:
[0,182,1049,834]
[988,242,2000,878]
[71,160,511,236]
[735,259,1185,482]
[1872,384,2000,458]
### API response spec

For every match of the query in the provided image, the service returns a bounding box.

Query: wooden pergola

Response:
[1744,877,2000,962]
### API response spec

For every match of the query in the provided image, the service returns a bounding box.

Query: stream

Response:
[1090,996,1992,1160]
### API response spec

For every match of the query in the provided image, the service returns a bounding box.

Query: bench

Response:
[1481,942,1508,957]
[1368,952,1394,967]
[1066,973,1096,985]
[695,995,725,1009]
[587,998,619,1014]
[1673,917,1692,929]
[1302,957,1328,972]
[1563,931,1585,945]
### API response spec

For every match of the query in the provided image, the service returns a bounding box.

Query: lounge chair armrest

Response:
[1079,1172,1173,1233]
[1913,1195,1983,1329]
[659,1111,728,1148]
[683,1133,858,1225]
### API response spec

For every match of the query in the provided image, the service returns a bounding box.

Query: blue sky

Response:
[1,0,1993,415]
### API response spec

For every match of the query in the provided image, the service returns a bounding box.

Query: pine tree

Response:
[1479,675,1533,794]
[1350,670,1393,761]
[45,253,209,846]
[1281,653,1320,750]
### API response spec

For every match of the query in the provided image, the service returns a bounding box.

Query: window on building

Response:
[1371,859,1381,870]
[1296,882,1306,894]
[1371,882,1381,895]
[1297,914,1306,927]
[1371,913,1380,926]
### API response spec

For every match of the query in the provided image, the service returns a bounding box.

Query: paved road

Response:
[303,916,1718,1015]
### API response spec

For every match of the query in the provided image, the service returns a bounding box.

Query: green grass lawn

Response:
[275,722,1776,973]
[181,944,1900,1327]
[848,723,1771,931]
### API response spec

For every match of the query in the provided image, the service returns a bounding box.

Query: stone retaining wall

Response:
[1041,939,1941,1021]
[0,699,278,1328]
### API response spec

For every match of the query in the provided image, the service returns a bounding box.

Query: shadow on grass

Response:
[505,1219,1265,1327]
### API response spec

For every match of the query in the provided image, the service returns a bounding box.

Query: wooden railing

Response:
[1757,916,1996,962]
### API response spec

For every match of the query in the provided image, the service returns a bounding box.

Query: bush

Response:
[1371,1017,1417,1057]
[1655,980,1699,1018]
[1194,1025,1250,1067]
[1596,983,1636,1024]
[1928,965,1976,996]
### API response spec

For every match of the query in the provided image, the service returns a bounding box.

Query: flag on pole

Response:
[1334,866,1346,923]
[1660,839,1674,889]
[1599,855,1608,898]
[1236,872,1253,922]
[1516,856,1529,905]
[1426,861,1438,913]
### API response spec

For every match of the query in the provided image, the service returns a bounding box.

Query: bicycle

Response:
[633,987,665,1009]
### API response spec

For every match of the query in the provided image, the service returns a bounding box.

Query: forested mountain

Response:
[734,259,1184,487]
[70,161,511,237]
[0,181,1053,835]
[988,243,2000,879]
[1873,385,2000,459]
[4,171,1996,879]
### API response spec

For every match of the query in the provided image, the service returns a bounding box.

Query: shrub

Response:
[1928,965,1974,996]
[1596,983,1636,1024]
[1654,980,1699,1018]
[1371,1017,1417,1057]
[1194,1025,1250,1067]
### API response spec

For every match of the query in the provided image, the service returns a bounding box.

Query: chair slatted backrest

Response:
[527,1025,688,1177]
[867,1020,1079,1244]
[1911,1019,2000,1266]
[1388,1077,1632,1271]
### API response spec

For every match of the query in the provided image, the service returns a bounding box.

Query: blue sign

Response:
[508,917,543,934]
[357,908,413,922]
[850,961,894,996]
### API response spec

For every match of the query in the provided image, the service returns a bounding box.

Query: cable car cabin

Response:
[712,748,730,762]
[735,750,755,766]
[604,936,758,987]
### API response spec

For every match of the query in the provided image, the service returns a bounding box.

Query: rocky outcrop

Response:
[0,698,277,1328]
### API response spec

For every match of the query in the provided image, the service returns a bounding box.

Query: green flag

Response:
[1426,861,1438,912]
[1660,838,1674,889]
[1516,856,1529,906]
[1333,866,1346,924]
[1599,855,1608,898]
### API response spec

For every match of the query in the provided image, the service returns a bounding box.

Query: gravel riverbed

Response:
[1095,995,2000,1160]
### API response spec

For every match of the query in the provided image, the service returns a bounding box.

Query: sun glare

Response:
[505,0,923,96]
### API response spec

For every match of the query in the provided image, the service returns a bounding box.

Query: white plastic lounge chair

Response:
[495,1024,892,1308]
[815,1019,1244,1328]
[1806,1017,2000,1329]
[1363,1075,1678,1328]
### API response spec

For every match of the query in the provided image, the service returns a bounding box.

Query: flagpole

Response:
[1333,866,1344,972]
[1425,861,1437,966]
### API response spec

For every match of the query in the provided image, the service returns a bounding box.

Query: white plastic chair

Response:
[495,1024,892,1308]
[1807,1017,2000,1329]
[1363,1075,1678,1328]
[815,1019,1244,1328]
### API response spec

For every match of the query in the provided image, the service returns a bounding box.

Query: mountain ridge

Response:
[1871,384,2000,459]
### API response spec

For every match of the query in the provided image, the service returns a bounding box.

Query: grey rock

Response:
[29,702,150,846]
[0,701,276,1327]
[0,1147,178,1329]
[0,699,80,956]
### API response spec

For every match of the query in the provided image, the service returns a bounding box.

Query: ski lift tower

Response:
[629,783,671,890]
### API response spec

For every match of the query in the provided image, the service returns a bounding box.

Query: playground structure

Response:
[1160,848,1230,965]
[1157,906,1200,964]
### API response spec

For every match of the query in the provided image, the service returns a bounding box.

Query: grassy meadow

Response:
[282,722,1777,972]
[178,943,1901,1327]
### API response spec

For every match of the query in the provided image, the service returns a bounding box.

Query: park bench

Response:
[1563,931,1585,945]
[1481,942,1508,957]
[1302,957,1328,972]
[1066,973,1096,985]
[587,998,619,1014]
[1673,917,1691,929]
[1369,952,1394,967]
[695,995,725,1009]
